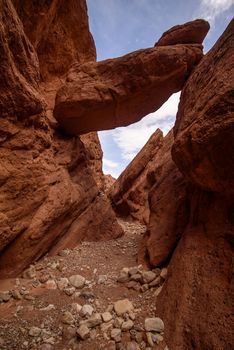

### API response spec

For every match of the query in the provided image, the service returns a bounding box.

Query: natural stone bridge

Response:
[54,20,209,135]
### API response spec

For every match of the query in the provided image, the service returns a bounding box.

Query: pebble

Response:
[71,303,82,313]
[57,277,69,290]
[111,328,121,342]
[160,268,168,280]
[126,341,141,350]
[81,313,102,328]
[102,311,113,322]
[121,319,134,331]
[29,326,41,337]
[0,291,11,302]
[114,299,134,316]
[80,304,94,317]
[11,290,22,300]
[142,271,156,284]
[144,317,164,333]
[69,274,85,288]
[97,275,108,284]
[61,311,75,325]
[45,279,57,289]
[77,325,90,340]
[64,287,76,296]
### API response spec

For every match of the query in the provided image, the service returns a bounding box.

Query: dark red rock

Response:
[0,0,43,119]
[156,19,234,350]
[140,131,189,265]
[12,0,96,81]
[172,19,234,197]
[155,19,210,46]
[54,44,203,135]
[0,0,123,278]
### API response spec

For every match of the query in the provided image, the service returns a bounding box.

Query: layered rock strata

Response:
[0,0,123,278]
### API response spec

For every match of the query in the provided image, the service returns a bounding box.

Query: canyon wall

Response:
[155,19,234,349]
[0,0,123,278]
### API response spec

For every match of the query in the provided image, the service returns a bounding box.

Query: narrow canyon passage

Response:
[0,219,168,350]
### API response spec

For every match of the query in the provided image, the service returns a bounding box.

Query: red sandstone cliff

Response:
[0,0,123,278]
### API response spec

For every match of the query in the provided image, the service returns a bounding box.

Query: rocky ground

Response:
[0,220,168,350]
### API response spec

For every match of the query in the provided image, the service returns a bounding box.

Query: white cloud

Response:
[198,0,234,23]
[103,158,119,168]
[112,92,180,161]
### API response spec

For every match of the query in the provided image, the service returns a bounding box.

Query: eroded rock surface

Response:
[109,129,163,224]
[12,0,96,80]
[0,0,122,278]
[139,131,189,266]
[54,44,203,135]
[156,19,234,350]
[155,19,210,46]
[172,18,234,197]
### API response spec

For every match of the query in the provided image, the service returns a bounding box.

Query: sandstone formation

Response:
[109,129,163,224]
[104,174,116,192]
[155,19,210,46]
[54,43,204,135]
[0,0,43,119]
[156,19,234,349]
[12,0,96,80]
[172,19,234,197]
[0,0,123,278]
[139,131,189,266]
[80,133,104,190]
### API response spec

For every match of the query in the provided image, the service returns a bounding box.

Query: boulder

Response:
[155,19,210,46]
[54,44,204,135]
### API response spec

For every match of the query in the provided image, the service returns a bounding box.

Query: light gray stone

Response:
[142,271,156,284]
[114,299,134,316]
[144,318,164,333]
[69,275,85,288]
[121,320,134,331]
[102,312,113,322]
[80,304,94,317]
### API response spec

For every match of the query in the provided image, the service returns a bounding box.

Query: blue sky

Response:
[86,0,234,178]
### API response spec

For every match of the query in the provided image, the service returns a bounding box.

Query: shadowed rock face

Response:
[12,0,96,81]
[156,19,234,350]
[172,18,234,197]
[155,19,210,46]
[0,0,43,119]
[0,0,123,278]
[139,131,189,266]
[54,43,204,135]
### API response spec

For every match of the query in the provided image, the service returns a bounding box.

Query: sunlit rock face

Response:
[155,19,210,46]
[54,47,207,134]
[0,0,123,278]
